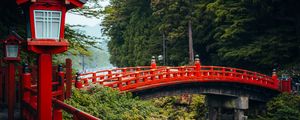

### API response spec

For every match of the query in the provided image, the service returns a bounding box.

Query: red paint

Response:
[52,98,100,120]
[38,54,52,120]
[281,79,292,93]
[22,68,31,119]
[27,3,69,54]
[29,4,66,40]
[92,73,97,83]
[7,63,15,120]
[79,66,282,92]
[53,69,64,120]
[65,59,72,99]
[2,34,23,61]
[151,62,156,69]
[0,61,2,104]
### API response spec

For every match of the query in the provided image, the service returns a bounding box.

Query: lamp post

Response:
[15,0,87,119]
[2,32,22,120]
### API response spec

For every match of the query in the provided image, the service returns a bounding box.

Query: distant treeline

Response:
[102,0,300,74]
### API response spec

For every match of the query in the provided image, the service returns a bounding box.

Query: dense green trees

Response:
[255,93,300,120]
[63,86,161,120]
[103,0,300,73]
[64,86,207,120]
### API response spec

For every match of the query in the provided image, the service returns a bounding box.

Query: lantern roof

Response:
[16,0,88,8]
[2,31,23,44]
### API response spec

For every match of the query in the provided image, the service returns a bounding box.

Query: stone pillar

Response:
[206,95,249,120]
[208,106,218,120]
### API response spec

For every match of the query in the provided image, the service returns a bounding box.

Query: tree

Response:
[255,93,300,120]
[103,0,300,74]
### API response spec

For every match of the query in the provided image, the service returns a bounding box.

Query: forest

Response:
[102,0,300,75]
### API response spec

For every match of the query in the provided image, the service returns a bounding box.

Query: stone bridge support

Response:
[206,95,249,120]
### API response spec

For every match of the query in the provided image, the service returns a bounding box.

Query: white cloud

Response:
[66,13,100,27]
[65,0,109,27]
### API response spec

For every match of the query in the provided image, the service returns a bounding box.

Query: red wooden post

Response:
[122,68,126,74]
[65,59,72,99]
[135,72,140,84]
[53,65,64,120]
[22,64,31,119]
[75,72,83,89]
[194,55,201,77]
[7,63,16,120]
[136,67,141,71]
[84,78,89,86]
[0,61,2,104]
[38,54,52,120]
[4,66,8,104]
[118,76,123,89]
[166,68,170,78]
[272,69,279,90]
[151,56,157,69]
[92,73,97,83]
[108,71,112,78]
[150,69,155,80]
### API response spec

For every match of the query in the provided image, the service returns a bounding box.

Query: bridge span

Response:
[75,57,291,119]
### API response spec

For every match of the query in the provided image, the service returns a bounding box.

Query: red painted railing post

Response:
[38,54,52,120]
[108,70,112,78]
[53,65,64,120]
[135,72,140,84]
[151,56,157,69]
[272,69,279,90]
[150,69,155,80]
[84,78,89,86]
[180,67,185,77]
[136,67,141,71]
[65,59,72,99]
[0,61,2,105]
[118,76,123,89]
[7,63,16,120]
[122,68,127,74]
[92,73,97,84]
[75,72,83,89]
[194,55,201,77]
[22,64,31,119]
[166,68,170,78]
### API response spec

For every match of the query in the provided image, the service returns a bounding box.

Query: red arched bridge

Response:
[0,58,292,120]
[75,58,290,101]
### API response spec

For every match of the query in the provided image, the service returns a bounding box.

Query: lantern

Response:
[16,0,87,54]
[2,32,22,61]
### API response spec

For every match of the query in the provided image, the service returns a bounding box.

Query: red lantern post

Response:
[2,32,23,120]
[15,0,87,119]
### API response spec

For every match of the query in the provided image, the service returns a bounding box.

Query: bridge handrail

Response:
[79,66,169,78]
[52,98,100,120]
[76,65,278,91]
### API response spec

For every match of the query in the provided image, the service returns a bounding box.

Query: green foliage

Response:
[64,86,207,120]
[103,0,300,73]
[255,93,300,120]
[63,86,161,120]
[151,95,206,120]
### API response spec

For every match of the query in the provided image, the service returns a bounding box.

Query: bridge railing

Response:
[21,65,99,120]
[77,66,167,87]
[77,65,279,91]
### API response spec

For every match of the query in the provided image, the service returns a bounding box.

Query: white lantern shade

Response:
[6,45,19,58]
[34,10,62,40]
[158,55,163,61]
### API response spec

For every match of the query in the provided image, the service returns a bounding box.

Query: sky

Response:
[65,1,110,27]
[64,1,113,70]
